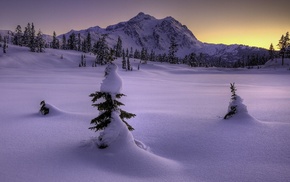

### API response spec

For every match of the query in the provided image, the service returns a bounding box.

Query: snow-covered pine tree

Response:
[224,83,237,119]
[224,83,248,119]
[89,63,135,148]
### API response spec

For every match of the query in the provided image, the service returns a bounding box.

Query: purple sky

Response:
[0,0,289,49]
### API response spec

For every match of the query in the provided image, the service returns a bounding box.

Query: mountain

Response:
[58,12,268,63]
[2,12,268,64]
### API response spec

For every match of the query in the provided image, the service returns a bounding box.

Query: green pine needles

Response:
[224,83,237,119]
[89,92,135,132]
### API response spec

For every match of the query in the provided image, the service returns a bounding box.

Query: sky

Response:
[0,0,289,49]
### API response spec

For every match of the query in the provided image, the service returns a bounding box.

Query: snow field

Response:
[0,46,290,181]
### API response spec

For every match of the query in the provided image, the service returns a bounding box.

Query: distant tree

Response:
[149,49,155,61]
[122,49,126,69]
[277,32,290,66]
[13,25,23,46]
[115,36,122,57]
[3,36,7,53]
[129,47,133,58]
[134,49,140,59]
[77,33,81,51]
[86,32,92,52]
[168,37,178,64]
[29,23,36,52]
[93,35,110,65]
[269,43,275,60]
[61,35,67,50]
[52,31,59,49]
[23,23,31,47]
[68,32,77,50]
[79,54,86,67]
[36,29,45,52]
[127,56,131,71]
[140,48,148,63]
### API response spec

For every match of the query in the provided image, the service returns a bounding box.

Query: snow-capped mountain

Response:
[58,12,268,62]
[1,12,268,63]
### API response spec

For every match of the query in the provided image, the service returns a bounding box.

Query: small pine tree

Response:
[89,63,135,148]
[224,83,237,119]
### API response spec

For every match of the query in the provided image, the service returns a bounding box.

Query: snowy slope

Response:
[0,46,290,182]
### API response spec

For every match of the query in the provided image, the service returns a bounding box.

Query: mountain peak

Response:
[129,12,155,22]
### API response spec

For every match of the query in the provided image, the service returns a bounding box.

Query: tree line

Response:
[2,24,289,68]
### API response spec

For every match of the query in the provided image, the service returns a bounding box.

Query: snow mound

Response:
[98,111,135,149]
[38,103,67,116]
[80,135,181,179]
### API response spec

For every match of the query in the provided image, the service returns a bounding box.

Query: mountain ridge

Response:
[1,12,269,64]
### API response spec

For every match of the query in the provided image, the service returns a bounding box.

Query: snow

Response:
[1,45,290,182]
[100,63,122,94]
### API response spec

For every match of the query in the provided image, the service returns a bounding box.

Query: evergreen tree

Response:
[61,35,67,50]
[13,25,23,46]
[115,36,122,57]
[29,23,36,52]
[127,56,131,71]
[168,37,178,64]
[122,49,126,69]
[149,49,155,61]
[224,83,237,119]
[3,36,7,53]
[93,35,110,65]
[52,31,59,49]
[134,49,140,59]
[129,47,133,58]
[89,63,135,148]
[86,32,92,52]
[68,32,77,50]
[36,29,45,52]
[77,33,81,51]
[23,23,31,47]
[277,32,290,66]
[269,43,275,60]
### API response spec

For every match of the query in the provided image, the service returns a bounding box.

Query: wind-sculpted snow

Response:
[0,46,290,181]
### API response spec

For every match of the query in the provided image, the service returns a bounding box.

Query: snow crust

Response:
[1,45,290,182]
